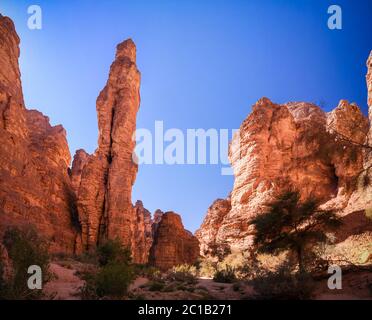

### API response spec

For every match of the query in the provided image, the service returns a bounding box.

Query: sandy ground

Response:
[43,262,371,300]
[43,263,85,300]
[313,270,372,300]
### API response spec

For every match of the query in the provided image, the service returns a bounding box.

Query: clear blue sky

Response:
[1,0,371,232]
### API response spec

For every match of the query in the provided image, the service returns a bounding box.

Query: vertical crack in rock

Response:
[76,39,142,257]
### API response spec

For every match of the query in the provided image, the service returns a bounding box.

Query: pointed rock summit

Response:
[77,38,141,254]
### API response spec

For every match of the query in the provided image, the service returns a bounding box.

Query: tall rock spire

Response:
[77,39,141,253]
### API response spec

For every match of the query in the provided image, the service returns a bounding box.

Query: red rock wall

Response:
[0,16,81,254]
[197,94,370,255]
[149,212,200,270]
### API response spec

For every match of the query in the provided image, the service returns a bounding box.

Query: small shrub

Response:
[95,262,134,298]
[249,263,314,300]
[213,265,236,283]
[80,260,134,299]
[167,264,197,284]
[1,226,50,300]
[142,266,162,281]
[148,280,165,292]
[198,259,217,278]
[97,239,131,266]
[162,283,177,292]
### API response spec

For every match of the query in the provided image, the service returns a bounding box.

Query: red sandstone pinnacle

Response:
[77,38,141,255]
[70,149,90,195]
[149,212,200,271]
[132,201,153,264]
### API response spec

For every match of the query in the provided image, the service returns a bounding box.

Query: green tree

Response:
[251,191,341,273]
[97,239,132,267]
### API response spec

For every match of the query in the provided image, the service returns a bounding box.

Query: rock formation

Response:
[133,201,153,264]
[70,149,89,195]
[152,209,164,236]
[0,15,81,254]
[195,198,231,257]
[149,212,200,270]
[76,39,142,255]
[197,53,372,258]
[0,15,196,268]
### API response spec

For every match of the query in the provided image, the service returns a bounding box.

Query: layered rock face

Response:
[195,198,231,257]
[0,16,81,254]
[70,149,89,195]
[76,39,141,254]
[150,212,200,270]
[197,53,372,256]
[132,201,153,264]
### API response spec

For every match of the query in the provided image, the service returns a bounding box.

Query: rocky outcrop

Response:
[0,15,196,266]
[133,201,153,264]
[195,198,231,257]
[77,39,141,255]
[150,212,200,270]
[152,209,164,236]
[70,149,89,195]
[0,15,81,254]
[197,53,372,256]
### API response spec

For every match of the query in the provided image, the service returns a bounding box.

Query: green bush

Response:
[198,259,217,278]
[167,264,197,284]
[213,265,236,283]
[0,226,50,300]
[97,239,131,266]
[95,262,134,298]
[148,280,165,292]
[249,263,314,300]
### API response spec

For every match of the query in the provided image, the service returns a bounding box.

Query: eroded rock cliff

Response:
[133,201,153,264]
[196,52,372,259]
[150,212,200,270]
[0,15,81,254]
[0,16,195,267]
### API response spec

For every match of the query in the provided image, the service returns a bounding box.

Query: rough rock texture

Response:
[77,39,141,255]
[195,198,231,257]
[0,243,12,281]
[152,209,164,236]
[133,201,153,264]
[0,16,81,254]
[197,53,372,256]
[70,149,89,195]
[150,212,200,270]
